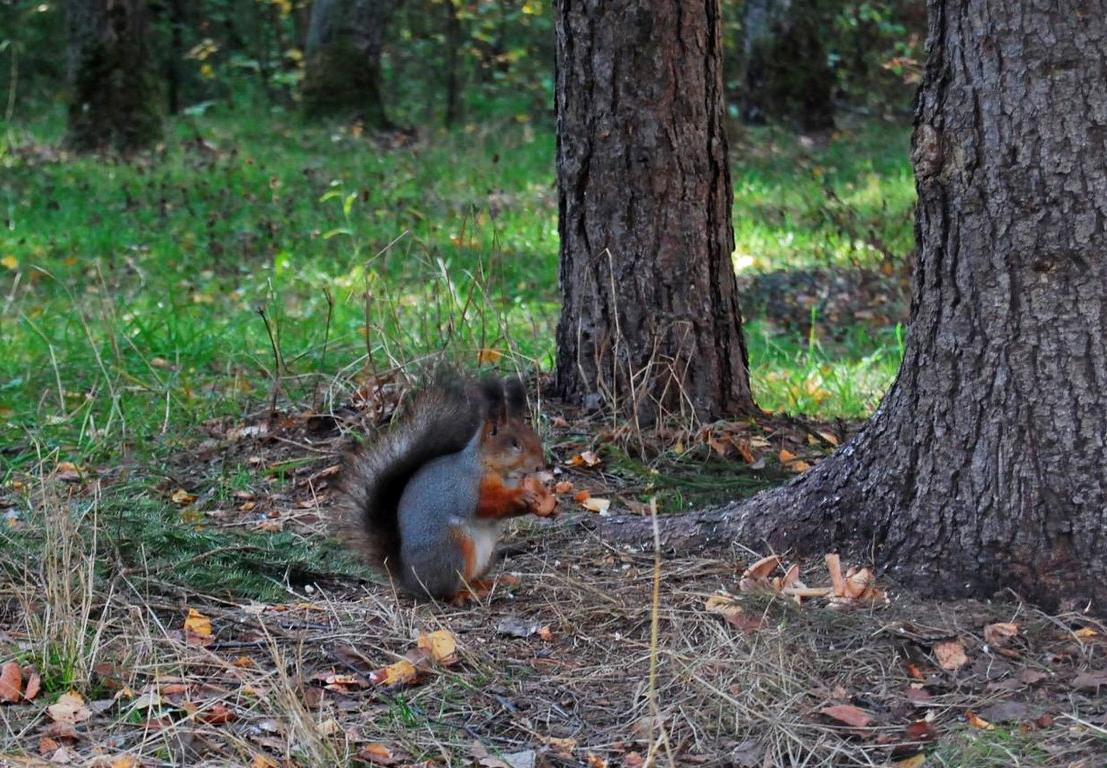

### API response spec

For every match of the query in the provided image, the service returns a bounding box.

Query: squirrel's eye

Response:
[511,438,520,449]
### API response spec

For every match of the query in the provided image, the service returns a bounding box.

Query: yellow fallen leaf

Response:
[476,348,503,363]
[184,608,213,638]
[894,754,927,768]
[111,756,139,768]
[47,691,91,724]
[1074,627,1098,639]
[416,630,458,666]
[580,497,610,513]
[567,450,602,468]
[370,659,417,687]
[966,710,994,730]
[171,488,197,505]
[252,755,279,768]
[1,255,17,269]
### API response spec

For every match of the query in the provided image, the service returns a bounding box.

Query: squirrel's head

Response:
[479,376,546,474]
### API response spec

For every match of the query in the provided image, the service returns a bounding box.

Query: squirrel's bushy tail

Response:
[336,377,485,574]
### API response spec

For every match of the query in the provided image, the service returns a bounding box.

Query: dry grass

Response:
[2,486,1106,767]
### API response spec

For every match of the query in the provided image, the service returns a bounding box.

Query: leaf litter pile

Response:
[1,378,1105,767]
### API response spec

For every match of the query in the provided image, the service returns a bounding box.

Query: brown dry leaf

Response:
[567,450,601,468]
[251,755,279,768]
[894,755,927,768]
[357,743,398,766]
[905,661,927,680]
[197,703,235,724]
[1073,627,1098,640]
[580,497,611,513]
[778,449,797,463]
[585,754,608,768]
[184,608,213,638]
[170,488,197,505]
[38,737,60,757]
[23,668,42,701]
[369,659,418,687]
[904,720,938,741]
[623,753,646,768]
[844,568,873,599]
[554,480,574,494]
[417,630,459,666]
[543,736,576,756]
[984,622,1019,648]
[573,489,591,503]
[536,626,553,641]
[819,704,874,728]
[256,519,284,533]
[705,594,744,623]
[735,439,756,464]
[54,462,82,482]
[932,639,969,671]
[825,554,846,596]
[966,710,994,730]
[707,437,731,457]
[818,431,840,447]
[48,691,92,724]
[786,459,812,473]
[0,661,21,703]
[110,756,139,768]
[742,554,782,581]
[233,656,256,668]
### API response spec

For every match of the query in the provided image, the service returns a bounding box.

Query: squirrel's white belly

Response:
[468,520,500,575]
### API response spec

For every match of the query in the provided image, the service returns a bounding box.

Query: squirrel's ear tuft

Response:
[479,376,507,427]
[503,377,527,418]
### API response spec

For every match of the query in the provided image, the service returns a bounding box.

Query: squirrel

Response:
[337,375,556,601]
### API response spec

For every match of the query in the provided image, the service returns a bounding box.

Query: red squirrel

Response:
[337,376,555,601]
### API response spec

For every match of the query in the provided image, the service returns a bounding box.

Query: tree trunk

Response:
[554,0,755,423]
[602,0,1107,611]
[302,0,396,127]
[164,0,186,115]
[443,0,462,128]
[66,0,162,153]
[741,0,834,131]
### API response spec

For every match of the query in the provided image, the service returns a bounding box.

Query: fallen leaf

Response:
[536,626,553,641]
[171,488,197,505]
[369,659,417,687]
[894,755,927,768]
[742,554,782,581]
[184,608,213,638]
[54,462,82,482]
[252,755,279,768]
[1071,670,1107,692]
[905,661,927,680]
[778,449,797,463]
[932,639,969,671]
[197,703,235,724]
[554,481,574,494]
[0,661,21,703]
[623,753,645,768]
[543,736,576,756]
[984,622,1019,648]
[48,691,92,724]
[1074,627,1098,640]
[357,743,397,765]
[417,630,459,665]
[496,616,540,638]
[39,737,60,756]
[23,668,42,701]
[819,704,873,728]
[977,700,1035,723]
[110,756,139,768]
[965,710,994,730]
[573,489,591,503]
[567,450,601,468]
[585,754,607,768]
[904,720,938,742]
[580,497,611,513]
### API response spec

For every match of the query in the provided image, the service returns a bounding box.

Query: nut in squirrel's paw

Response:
[522,475,558,517]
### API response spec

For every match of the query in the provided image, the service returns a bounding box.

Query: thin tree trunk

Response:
[66,0,162,152]
[302,0,396,127]
[554,0,755,423]
[601,0,1107,611]
[443,0,461,128]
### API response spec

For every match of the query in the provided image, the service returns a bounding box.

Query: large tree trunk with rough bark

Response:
[65,0,162,153]
[554,0,755,423]
[302,0,396,127]
[602,0,1107,611]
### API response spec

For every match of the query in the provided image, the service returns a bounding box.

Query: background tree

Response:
[741,0,835,130]
[65,0,162,152]
[302,0,398,126]
[554,0,754,423]
[606,0,1107,610]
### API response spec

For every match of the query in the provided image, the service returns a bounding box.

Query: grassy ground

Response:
[14,109,1103,768]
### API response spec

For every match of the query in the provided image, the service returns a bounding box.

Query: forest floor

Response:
[2,111,1104,766]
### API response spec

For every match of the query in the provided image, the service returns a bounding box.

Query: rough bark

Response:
[554,0,755,423]
[603,0,1107,611]
[741,0,835,131]
[65,0,162,153]
[443,0,462,128]
[302,0,396,127]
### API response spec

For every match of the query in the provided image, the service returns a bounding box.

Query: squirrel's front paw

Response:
[522,475,558,517]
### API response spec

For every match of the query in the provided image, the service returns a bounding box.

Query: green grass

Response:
[1,105,914,596]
